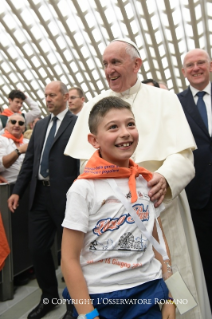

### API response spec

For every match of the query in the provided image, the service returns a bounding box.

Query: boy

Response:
[61,97,175,319]
[0,90,40,133]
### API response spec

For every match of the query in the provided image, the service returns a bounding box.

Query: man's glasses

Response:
[69,96,80,100]
[9,120,25,126]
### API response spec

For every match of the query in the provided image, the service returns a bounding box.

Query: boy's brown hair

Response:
[88,96,133,134]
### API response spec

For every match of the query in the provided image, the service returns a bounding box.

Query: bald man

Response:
[178,48,212,311]
[8,81,79,319]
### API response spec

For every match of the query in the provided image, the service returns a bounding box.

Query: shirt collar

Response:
[50,108,68,122]
[118,78,141,97]
[190,82,211,98]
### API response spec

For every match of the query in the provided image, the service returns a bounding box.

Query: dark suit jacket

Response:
[13,110,79,213]
[177,85,212,209]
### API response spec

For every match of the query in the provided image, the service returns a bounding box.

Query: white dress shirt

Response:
[38,108,68,180]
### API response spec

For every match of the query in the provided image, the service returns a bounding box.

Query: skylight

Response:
[0,0,211,116]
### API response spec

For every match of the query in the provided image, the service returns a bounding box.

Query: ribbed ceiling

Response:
[1,0,212,116]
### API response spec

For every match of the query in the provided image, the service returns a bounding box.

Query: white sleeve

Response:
[0,128,5,135]
[62,180,94,233]
[156,149,195,200]
[0,138,7,172]
[23,96,41,125]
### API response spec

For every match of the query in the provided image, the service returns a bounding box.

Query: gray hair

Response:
[7,113,25,123]
[125,43,140,59]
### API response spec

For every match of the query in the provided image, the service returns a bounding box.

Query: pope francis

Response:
[64,39,211,318]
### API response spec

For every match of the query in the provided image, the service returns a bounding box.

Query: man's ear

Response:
[8,98,13,106]
[64,92,69,102]
[88,133,100,149]
[134,58,142,73]
[182,66,187,78]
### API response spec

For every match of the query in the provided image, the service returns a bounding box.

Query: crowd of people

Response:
[0,38,211,319]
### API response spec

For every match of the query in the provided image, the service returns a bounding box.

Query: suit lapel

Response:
[52,111,73,146]
[182,87,209,137]
[37,115,51,154]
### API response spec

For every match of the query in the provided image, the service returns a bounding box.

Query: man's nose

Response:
[105,63,114,74]
[193,63,200,70]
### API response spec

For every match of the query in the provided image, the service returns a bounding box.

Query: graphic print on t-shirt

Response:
[90,198,149,252]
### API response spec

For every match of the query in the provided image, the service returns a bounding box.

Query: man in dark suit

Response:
[178,49,212,310]
[8,81,79,319]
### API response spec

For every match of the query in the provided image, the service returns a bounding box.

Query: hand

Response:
[18,143,28,154]
[147,172,168,207]
[0,175,8,183]
[8,194,20,213]
[162,303,176,319]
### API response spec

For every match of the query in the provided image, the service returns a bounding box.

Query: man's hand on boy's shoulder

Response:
[147,172,168,208]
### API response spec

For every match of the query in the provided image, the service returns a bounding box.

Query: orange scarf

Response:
[1,108,22,117]
[0,213,10,271]
[78,150,153,203]
[2,130,23,144]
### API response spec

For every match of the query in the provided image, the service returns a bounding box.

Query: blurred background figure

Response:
[0,90,41,134]
[159,81,168,90]
[142,78,160,87]
[68,86,85,116]
[24,116,42,140]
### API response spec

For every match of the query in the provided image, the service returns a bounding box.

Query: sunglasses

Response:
[9,120,25,126]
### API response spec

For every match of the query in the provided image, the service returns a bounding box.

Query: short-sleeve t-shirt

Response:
[62,175,164,294]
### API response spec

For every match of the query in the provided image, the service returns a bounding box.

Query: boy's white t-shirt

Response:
[62,175,164,294]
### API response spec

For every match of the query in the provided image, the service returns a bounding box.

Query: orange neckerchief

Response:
[1,108,22,117]
[2,130,23,144]
[78,150,153,203]
[0,213,10,271]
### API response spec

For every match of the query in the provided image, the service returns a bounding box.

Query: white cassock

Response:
[65,79,211,318]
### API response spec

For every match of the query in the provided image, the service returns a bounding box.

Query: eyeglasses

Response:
[9,120,25,126]
[185,60,207,69]
[69,96,80,100]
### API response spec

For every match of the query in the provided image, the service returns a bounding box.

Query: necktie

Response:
[196,91,208,129]
[40,116,58,178]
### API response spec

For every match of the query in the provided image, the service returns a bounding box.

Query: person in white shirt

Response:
[62,96,175,319]
[0,89,41,134]
[68,87,85,116]
[0,113,28,183]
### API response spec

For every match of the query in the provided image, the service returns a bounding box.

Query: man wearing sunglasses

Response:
[0,113,28,183]
[68,87,85,116]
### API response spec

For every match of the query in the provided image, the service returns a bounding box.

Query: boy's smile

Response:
[89,108,138,167]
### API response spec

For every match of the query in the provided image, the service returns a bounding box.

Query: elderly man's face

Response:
[45,82,68,116]
[102,42,141,93]
[182,49,212,91]
[7,114,25,138]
